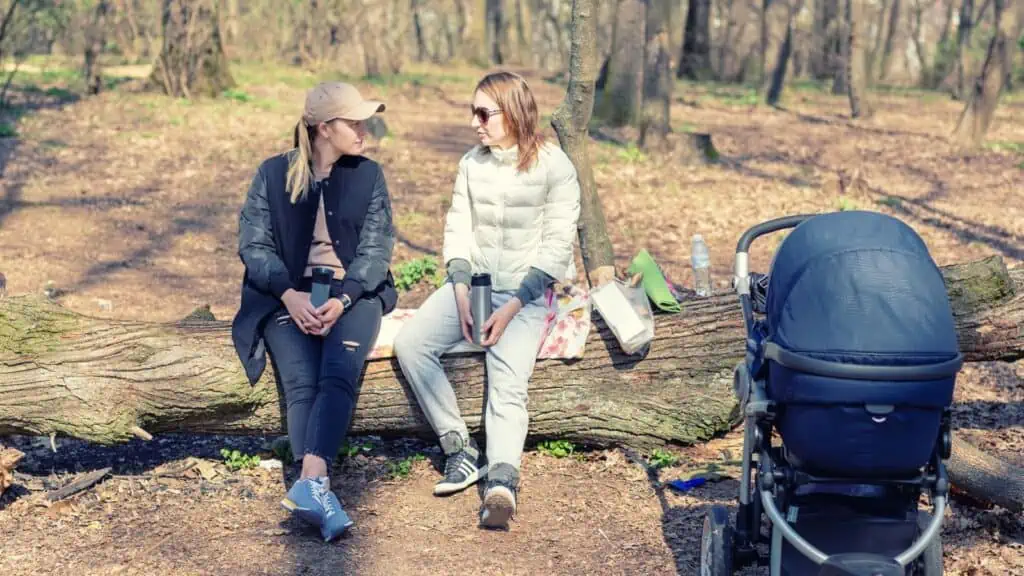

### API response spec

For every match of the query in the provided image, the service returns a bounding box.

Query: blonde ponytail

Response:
[286,120,314,204]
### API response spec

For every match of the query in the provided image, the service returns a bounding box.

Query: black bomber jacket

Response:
[231,150,397,384]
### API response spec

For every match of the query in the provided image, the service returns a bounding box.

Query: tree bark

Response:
[2,255,1022,446]
[595,0,646,127]
[639,0,673,150]
[952,0,1021,146]
[677,0,713,79]
[485,0,507,64]
[877,0,899,80]
[953,0,975,99]
[846,0,872,117]
[948,435,1024,513]
[148,0,234,99]
[832,0,849,94]
[551,0,616,288]
[766,0,803,106]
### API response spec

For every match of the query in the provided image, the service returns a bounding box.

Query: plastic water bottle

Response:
[691,234,712,297]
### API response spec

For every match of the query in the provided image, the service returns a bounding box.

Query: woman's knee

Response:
[393,321,431,363]
[281,369,318,407]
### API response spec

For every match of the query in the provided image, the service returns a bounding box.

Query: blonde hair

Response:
[475,71,544,173]
[286,122,316,204]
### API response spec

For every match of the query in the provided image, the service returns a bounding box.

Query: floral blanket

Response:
[368,283,592,361]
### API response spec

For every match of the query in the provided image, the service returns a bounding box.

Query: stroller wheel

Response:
[700,505,734,576]
[914,512,943,575]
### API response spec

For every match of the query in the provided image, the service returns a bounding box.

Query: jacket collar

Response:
[488,144,519,165]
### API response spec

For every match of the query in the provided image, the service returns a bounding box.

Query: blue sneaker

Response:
[281,477,353,541]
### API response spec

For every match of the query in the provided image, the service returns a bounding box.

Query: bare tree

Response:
[551,0,616,287]
[846,0,872,117]
[148,0,234,99]
[485,0,507,64]
[639,0,673,149]
[952,0,1023,145]
[678,0,713,79]
[877,0,900,80]
[766,0,805,105]
[596,0,645,127]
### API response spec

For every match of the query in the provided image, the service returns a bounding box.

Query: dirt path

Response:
[1,63,1022,575]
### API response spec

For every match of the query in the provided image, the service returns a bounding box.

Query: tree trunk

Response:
[812,0,842,79]
[552,0,616,287]
[148,0,234,99]
[2,255,1022,444]
[948,436,1024,513]
[877,0,899,80]
[4,257,1024,510]
[677,0,713,79]
[952,0,1021,146]
[149,0,234,97]
[766,0,803,106]
[832,0,849,94]
[639,0,673,150]
[846,0,872,117]
[485,0,507,64]
[596,0,645,127]
[953,0,975,99]
[83,0,112,96]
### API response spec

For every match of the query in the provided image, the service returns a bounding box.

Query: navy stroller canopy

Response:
[762,211,961,367]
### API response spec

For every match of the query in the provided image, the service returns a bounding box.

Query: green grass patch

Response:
[387,454,427,479]
[220,448,261,471]
[536,439,577,459]
[394,256,445,292]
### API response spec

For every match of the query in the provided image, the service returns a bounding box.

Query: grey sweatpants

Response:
[393,283,548,476]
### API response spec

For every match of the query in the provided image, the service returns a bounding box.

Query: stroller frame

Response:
[705,214,957,576]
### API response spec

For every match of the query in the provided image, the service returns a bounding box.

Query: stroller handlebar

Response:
[733,214,813,298]
[735,214,814,254]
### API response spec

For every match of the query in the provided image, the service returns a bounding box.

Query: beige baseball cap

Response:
[301,81,385,126]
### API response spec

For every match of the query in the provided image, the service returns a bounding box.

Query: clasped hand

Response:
[454,284,522,347]
[282,289,344,336]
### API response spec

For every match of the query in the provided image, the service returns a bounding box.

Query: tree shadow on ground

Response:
[0,84,82,232]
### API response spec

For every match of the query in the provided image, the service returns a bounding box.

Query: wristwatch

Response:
[339,293,353,311]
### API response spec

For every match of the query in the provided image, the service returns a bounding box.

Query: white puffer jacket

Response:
[442,142,581,292]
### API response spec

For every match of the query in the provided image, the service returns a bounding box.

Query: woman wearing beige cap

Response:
[231,81,397,542]
[394,71,581,530]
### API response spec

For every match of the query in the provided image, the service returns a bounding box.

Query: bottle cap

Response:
[692,234,704,242]
[471,273,492,287]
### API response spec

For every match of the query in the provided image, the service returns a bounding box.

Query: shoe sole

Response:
[281,497,324,527]
[433,464,488,496]
[480,487,516,529]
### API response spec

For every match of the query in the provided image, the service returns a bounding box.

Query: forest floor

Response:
[0,59,1022,575]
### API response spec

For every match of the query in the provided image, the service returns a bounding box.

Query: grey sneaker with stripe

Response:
[433,432,487,496]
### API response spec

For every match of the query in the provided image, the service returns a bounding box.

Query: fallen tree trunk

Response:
[947,436,1024,514]
[0,254,1020,448]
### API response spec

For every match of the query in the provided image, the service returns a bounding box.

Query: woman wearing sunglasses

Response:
[394,70,581,530]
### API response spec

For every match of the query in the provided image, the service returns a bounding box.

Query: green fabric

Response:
[627,249,681,313]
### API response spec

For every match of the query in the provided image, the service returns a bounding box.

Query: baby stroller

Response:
[700,211,961,576]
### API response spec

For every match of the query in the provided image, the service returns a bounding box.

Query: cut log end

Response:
[947,437,1024,514]
[674,132,719,165]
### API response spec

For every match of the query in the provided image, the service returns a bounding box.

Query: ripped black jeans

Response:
[263,295,383,471]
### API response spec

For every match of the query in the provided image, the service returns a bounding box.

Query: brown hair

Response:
[475,71,544,173]
[286,122,317,204]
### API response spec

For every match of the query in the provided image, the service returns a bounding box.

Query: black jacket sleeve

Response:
[340,165,395,302]
[238,167,294,299]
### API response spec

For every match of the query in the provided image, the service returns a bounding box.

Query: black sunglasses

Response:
[471,106,502,124]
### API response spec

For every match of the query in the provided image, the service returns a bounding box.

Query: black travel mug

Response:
[310,266,335,308]
[470,273,493,345]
